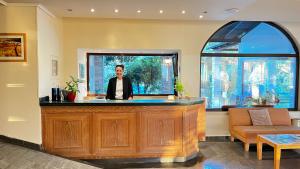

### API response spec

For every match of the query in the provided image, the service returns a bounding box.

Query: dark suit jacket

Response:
[106,76,133,100]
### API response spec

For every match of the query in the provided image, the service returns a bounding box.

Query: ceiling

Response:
[3,0,300,22]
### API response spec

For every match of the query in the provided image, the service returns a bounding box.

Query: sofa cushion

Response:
[268,108,291,126]
[229,108,253,127]
[233,126,300,142]
[248,109,272,126]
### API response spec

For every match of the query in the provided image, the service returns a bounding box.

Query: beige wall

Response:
[62,19,300,98]
[37,7,63,97]
[0,5,63,144]
[0,6,40,143]
[62,18,226,96]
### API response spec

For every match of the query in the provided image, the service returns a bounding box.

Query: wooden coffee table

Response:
[257,134,300,169]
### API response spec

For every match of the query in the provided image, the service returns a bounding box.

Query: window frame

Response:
[200,21,299,111]
[87,52,179,96]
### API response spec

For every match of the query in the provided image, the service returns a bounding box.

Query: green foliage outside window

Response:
[89,54,176,95]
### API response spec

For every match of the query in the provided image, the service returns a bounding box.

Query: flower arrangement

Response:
[65,76,81,101]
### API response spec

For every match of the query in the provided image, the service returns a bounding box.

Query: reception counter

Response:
[40,98,205,162]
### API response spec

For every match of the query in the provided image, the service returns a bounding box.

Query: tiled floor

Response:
[1,141,300,169]
[199,142,300,169]
[0,141,97,169]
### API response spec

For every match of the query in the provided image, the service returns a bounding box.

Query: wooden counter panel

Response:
[197,102,206,141]
[140,110,183,155]
[41,102,205,160]
[183,107,199,155]
[93,112,136,156]
[43,113,91,157]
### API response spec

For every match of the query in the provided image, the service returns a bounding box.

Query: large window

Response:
[88,53,178,95]
[201,21,299,110]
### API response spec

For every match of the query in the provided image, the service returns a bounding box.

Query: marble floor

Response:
[1,140,300,169]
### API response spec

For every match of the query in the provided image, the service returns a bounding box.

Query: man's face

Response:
[115,67,124,78]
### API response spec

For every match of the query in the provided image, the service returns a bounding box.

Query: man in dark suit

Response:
[106,65,133,100]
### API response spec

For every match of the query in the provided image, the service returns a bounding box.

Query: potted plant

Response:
[65,76,80,102]
[175,78,184,99]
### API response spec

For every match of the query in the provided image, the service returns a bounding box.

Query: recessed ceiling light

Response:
[90,8,95,12]
[159,10,163,14]
[114,9,119,13]
[181,10,186,14]
[137,10,141,13]
[199,15,204,19]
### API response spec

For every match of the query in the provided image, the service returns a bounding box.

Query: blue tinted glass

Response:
[89,55,175,95]
[201,56,296,109]
[203,22,296,54]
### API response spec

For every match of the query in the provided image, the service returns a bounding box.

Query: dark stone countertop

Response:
[40,98,205,106]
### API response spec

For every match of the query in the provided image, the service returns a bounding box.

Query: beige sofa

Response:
[228,108,300,151]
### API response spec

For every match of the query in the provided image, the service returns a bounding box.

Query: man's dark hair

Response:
[115,64,124,70]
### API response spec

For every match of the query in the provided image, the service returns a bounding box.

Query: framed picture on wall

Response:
[0,33,27,62]
[51,57,58,77]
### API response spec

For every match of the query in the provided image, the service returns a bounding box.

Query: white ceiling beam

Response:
[1,2,56,18]
[38,4,56,18]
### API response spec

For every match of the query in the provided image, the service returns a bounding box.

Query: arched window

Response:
[200,21,299,110]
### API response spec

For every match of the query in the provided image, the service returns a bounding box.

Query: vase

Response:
[61,89,69,100]
[67,92,76,102]
[177,91,184,99]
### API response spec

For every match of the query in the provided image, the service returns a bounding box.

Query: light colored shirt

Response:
[115,78,123,99]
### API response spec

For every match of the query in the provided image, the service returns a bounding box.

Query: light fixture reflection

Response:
[8,116,26,122]
[6,84,25,88]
